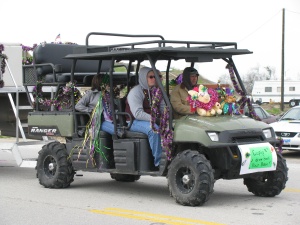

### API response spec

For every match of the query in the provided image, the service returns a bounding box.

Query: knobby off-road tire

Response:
[110,173,141,182]
[37,141,74,188]
[244,153,288,197]
[167,150,215,206]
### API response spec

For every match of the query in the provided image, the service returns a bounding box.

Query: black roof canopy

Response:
[65,39,252,63]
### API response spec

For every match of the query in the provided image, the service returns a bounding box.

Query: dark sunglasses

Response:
[148,75,162,79]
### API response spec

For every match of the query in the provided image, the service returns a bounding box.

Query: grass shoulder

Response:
[260,103,289,116]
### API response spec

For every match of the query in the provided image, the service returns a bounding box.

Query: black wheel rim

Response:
[258,173,269,184]
[43,155,57,178]
[175,167,195,194]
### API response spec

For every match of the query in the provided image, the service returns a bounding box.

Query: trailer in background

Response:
[251,80,300,107]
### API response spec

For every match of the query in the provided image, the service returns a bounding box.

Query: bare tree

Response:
[242,65,268,94]
[218,73,231,85]
[219,65,278,95]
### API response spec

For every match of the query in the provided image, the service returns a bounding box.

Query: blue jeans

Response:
[129,120,162,166]
[101,121,114,135]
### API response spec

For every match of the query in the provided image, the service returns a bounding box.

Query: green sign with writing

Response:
[249,146,272,169]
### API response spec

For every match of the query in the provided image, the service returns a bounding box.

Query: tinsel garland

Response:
[186,88,219,111]
[277,137,284,154]
[75,100,101,164]
[226,65,261,121]
[89,95,106,166]
[227,65,284,153]
[71,92,110,168]
[102,90,113,121]
[150,87,173,160]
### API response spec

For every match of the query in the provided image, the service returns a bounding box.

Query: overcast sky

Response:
[2,0,300,82]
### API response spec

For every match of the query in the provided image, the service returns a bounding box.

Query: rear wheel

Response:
[244,153,288,197]
[167,150,214,206]
[37,142,74,188]
[289,100,296,107]
[110,173,141,182]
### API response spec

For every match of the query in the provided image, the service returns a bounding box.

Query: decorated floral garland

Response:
[150,87,162,133]
[0,43,38,88]
[32,81,81,110]
[150,87,173,160]
[21,44,36,65]
[0,44,7,88]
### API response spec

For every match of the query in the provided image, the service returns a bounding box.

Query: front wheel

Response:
[36,142,74,188]
[167,150,215,206]
[244,153,288,197]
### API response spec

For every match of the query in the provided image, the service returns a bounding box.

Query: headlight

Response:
[207,132,219,141]
[263,128,273,139]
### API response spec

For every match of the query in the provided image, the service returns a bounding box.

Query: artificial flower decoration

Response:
[21,44,37,65]
[216,85,239,115]
[169,73,183,86]
[187,84,222,116]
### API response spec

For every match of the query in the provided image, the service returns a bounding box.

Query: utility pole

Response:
[281,8,285,111]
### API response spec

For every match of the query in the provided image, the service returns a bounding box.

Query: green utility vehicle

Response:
[29,32,288,206]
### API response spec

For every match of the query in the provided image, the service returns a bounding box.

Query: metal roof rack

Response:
[66,32,251,61]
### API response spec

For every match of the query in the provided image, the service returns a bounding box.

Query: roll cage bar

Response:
[67,32,252,132]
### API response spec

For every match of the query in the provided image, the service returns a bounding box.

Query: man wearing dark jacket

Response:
[170,67,199,119]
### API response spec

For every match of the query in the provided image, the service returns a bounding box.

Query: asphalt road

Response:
[0,147,299,225]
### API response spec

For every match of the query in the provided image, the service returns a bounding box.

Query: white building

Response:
[252,80,300,105]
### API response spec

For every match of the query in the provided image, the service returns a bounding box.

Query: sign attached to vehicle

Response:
[28,126,60,136]
[239,143,277,175]
[283,139,291,143]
